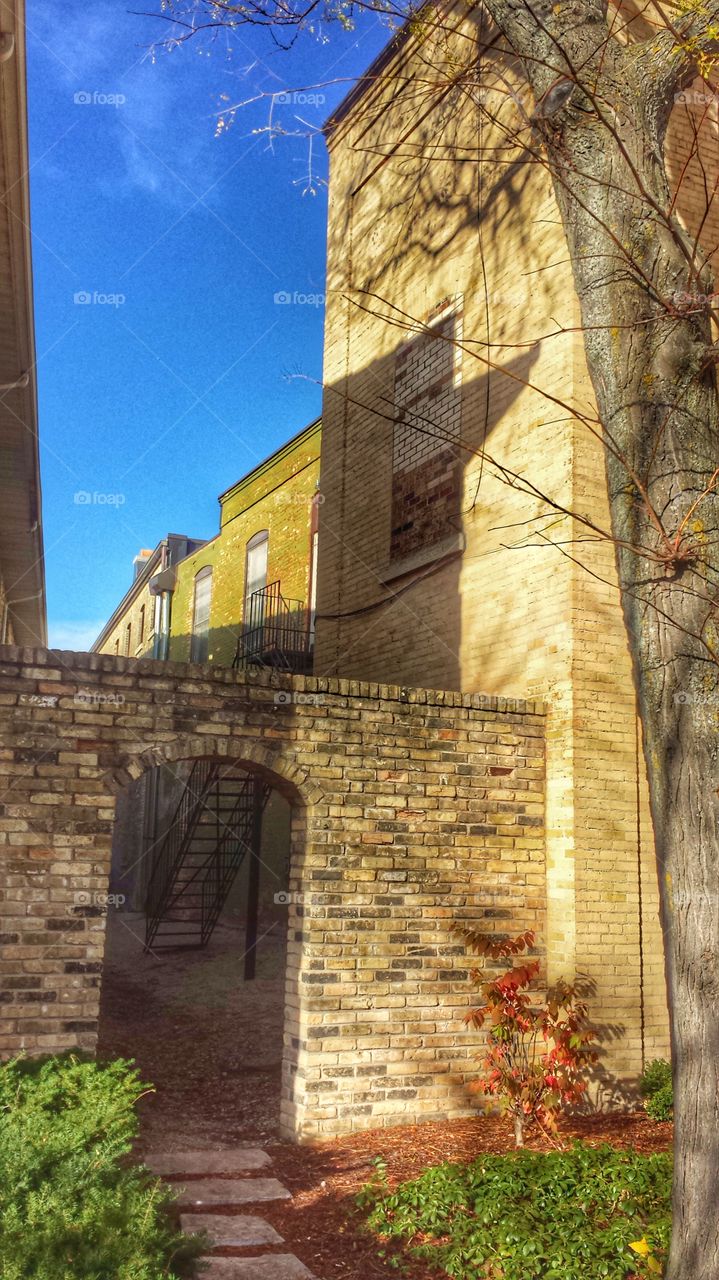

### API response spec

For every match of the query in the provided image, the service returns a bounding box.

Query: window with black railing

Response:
[233,580,313,673]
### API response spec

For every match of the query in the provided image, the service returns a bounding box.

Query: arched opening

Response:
[96,747,308,1148]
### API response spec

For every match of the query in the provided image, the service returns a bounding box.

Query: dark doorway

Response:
[97,760,292,1148]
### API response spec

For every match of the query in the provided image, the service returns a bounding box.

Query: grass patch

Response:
[359,1142,672,1278]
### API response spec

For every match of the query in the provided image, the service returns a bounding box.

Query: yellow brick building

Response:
[92,538,204,661]
[168,418,321,668]
[92,421,321,929]
[93,419,321,671]
[312,7,717,1083]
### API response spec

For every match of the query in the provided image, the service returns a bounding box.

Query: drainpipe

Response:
[148,566,177,661]
[158,591,171,660]
[2,588,45,645]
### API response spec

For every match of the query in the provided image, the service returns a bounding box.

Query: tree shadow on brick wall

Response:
[314,341,542,692]
[315,187,666,1095]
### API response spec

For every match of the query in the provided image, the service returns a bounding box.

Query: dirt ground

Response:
[97,912,673,1280]
[97,909,287,1149]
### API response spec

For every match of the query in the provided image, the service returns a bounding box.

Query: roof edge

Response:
[0,0,47,646]
[322,15,417,141]
[90,534,205,652]
[218,416,321,507]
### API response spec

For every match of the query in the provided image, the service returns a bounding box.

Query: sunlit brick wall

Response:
[316,4,674,1081]
[168,421,321,668]
[0,646,544,1140]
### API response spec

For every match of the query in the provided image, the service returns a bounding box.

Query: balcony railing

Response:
[233,580,314,674]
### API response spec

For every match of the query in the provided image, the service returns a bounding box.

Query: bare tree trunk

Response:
[474,5,719,1273]
[548,80,719,1280]
[514,1112,525,1148]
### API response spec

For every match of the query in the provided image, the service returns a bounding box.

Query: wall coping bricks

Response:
[0,647,545,718]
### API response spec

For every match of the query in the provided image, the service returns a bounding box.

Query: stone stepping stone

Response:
[198,1258,318,1279]
[180,1214,283,1247]
[175,1177,291,1207]
[146,1149,271,1176]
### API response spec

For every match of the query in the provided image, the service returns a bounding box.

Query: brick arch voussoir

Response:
[103,733,324,809]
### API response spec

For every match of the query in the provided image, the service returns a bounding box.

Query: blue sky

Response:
[26,0,390,647]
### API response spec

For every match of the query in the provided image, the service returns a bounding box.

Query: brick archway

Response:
[106,735,326,809]
[103,738,323,1141]
[0,645,545,1139]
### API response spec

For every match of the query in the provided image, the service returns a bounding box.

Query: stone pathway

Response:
[145,1148,320,1280]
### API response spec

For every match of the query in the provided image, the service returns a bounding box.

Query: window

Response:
[391,307,462,561]
[190,567,212,662]
[138,604,145,646]
[114,638,120,655]
[125,622,131,656]
[244,531,268,617]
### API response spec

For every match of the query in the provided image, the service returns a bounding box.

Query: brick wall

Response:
[316,9,674,1076]
[96,575,157,660]
[391,311,463,560]
[0,644,544,1139]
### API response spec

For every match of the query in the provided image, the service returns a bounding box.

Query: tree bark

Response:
[514,1112,525,1148]
[474,3,719,1273]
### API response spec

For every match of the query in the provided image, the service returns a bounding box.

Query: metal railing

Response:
[144,758,219,949]
[200,775,269,946]
[233,580,313,673]
[144,766,270,951]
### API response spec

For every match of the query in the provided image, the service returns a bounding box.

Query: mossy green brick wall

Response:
[169,420,321,667]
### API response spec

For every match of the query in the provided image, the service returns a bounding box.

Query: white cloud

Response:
[30,0,209,201]
[48,620,106,651]
[29,3,119,85]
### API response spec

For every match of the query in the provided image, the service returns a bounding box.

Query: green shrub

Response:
[639,1059,673,1122]
[360,1142,672,1279]
[645,1083,674,1123]
[0,1053,202,1280]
